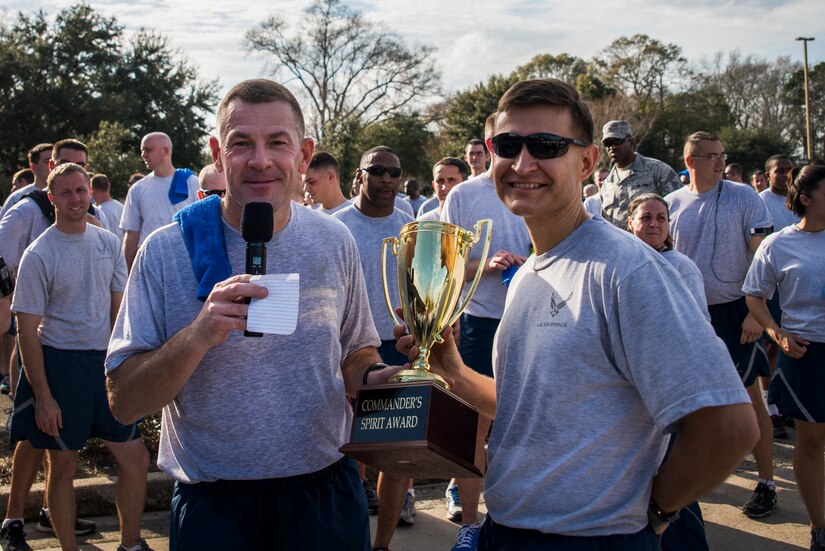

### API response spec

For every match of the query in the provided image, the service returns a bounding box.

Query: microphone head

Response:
[241,202,274,242]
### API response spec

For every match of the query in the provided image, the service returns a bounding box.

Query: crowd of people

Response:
[0,75,822,551]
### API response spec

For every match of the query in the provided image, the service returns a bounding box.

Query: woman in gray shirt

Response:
[744,165,825,551]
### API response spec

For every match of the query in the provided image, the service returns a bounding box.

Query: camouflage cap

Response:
[602,120,632,143]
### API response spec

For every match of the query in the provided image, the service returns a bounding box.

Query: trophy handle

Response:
[444,218,493,328]
[382,236,403,326]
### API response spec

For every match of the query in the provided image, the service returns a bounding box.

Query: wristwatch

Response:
[647,498,680,532]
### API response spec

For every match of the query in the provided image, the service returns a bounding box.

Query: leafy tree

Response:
[593,34,687,108]
[84,120,145,201]
[513,53,588,85]
[718,127,792,175]
[358,114,435,181]
[637,89,735,169]
[441,74,519,156]
[245,0,441,143]
[0,5,218,176]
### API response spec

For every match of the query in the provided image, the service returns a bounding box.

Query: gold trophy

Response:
[341,219,492,478]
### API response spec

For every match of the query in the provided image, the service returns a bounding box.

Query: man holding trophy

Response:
[394,78,761,549]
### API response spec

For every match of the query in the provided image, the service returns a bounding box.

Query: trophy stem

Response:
[387,346,449,389]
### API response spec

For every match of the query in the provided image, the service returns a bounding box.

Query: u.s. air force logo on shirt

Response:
[536,290,573,327]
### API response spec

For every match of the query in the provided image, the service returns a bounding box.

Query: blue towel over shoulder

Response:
[173,195,232,301]
[169,168,195,205]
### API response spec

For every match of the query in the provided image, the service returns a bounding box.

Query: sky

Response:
[7,0,825,115]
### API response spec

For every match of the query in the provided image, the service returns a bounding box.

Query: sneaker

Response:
[812,527,825,551]
[398,492,416,526]
[742,482,777,518]
[0,520,32,551]
[363,480,379,515]
[446,484,462,523]
[771,415,788,439]
[36,508,97,535]
[451,522,481,551]
[116,540,154,551]
[0,374,10,395]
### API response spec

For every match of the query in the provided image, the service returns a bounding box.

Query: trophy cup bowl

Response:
[339,219,493,479]
[382,219,492,388]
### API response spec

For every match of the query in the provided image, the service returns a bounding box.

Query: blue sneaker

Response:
[445,483,462,522]
[451,522,480,551]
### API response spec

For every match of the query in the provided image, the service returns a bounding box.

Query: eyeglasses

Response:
[200,189,225,197]
[491,133,588,160]
[692,153,727,162]
[361,165,402,178]
[602,138,627,148]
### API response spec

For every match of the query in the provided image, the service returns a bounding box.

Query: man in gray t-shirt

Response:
[10,163,147,551]
[667,131,778,520]
[105,80,393,550]
[398,79,757,548]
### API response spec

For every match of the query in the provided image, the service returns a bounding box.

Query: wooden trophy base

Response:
[340,381,485,479]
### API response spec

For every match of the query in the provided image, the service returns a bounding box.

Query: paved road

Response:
[24,450,813,550]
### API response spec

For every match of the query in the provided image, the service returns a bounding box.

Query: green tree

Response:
[0,5,218,176]
[246,0,441,144]
[441,74,519,156]
[358,114,435,181]
[718,127,792,175]
[513,53,588,85]
[638,89,735,169]
[84,120,145,200]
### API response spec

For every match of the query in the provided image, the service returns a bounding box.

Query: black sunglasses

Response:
[361,165,402,178]
[603,138,627,148]
[200,189,225,197]
[491,133,588,160]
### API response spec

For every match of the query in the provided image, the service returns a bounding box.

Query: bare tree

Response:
[245,0,441,142]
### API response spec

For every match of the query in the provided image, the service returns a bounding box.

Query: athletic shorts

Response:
[478,516,660,550]
[10,346,141,450]
[708,297,769,386]
[769,341,825,423]
[7,315,15,336]
[458,314,500,378]
[170,457,370,550]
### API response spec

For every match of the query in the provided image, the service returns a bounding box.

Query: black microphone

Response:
[241,202,274,337]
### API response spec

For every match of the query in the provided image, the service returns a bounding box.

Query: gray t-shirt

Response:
[106,203,379,483]
[417,206,441,222]
[661,249,710,322]
[0,183,37,219]
[120,171,199,244]
[12,225,126,351]
[759,189,800,231]
[441,173,531,319]
[0,196,110,272]
[98,199,125,241]
[666,180,772,305]
[407,196,426,214]
[486,217,748,535]
[417,196,438,217]
[394,196,414,217]
[743,225,825,341]
[583,195,602,218]
[319,199,352,216]
[333,205,413,339]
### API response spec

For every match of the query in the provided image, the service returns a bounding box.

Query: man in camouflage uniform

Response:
[599,120,682,228]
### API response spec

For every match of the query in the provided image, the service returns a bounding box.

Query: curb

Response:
[0,471,174,521]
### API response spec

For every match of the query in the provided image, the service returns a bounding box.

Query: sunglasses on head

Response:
[361,165,402,178]
[491,133,588,160]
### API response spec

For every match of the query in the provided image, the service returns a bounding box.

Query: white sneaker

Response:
[445,483,462,522]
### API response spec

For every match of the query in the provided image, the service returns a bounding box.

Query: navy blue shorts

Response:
[10,346,141,450]
[7,315,15,336]
[708,298,769,386]
[769,341,825,423]
[459,314,500,377]
[478,516,660,550]
[379,339,408,366]
[170,457,370,550]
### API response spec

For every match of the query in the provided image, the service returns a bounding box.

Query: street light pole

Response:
[796,37,815,162]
